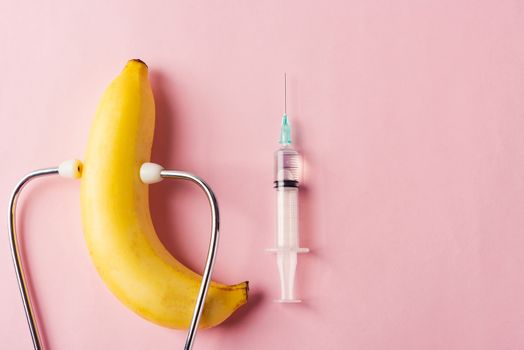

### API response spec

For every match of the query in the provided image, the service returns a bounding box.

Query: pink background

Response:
[1,0,524,349]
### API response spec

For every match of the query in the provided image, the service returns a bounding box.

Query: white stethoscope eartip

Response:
[140,162,165,184]
[58,159,83,179]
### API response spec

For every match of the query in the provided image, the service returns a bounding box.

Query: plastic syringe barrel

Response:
[270,145,308,302]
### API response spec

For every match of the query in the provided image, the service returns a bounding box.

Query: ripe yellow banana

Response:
[80,59,248,329]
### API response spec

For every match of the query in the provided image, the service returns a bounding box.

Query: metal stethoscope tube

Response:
[8,167,220,350]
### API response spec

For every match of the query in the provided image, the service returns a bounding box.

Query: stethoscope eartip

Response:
[58,159,83,179]
[140,162,165,184]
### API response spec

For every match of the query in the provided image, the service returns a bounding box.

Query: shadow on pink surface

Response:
[148,70,262,330]
[149,70,204,273]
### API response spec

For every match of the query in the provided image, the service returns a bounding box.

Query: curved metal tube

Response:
[160,170,220,350]
[8,167,59,350]
[8,167,220,350]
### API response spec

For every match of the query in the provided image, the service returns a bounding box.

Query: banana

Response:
[80,59,248,329]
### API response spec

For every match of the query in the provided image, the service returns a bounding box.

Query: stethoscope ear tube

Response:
[8,161,220,350]
[8,167,59,350]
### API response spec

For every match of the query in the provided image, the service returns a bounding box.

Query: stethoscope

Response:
[8,160,220,350]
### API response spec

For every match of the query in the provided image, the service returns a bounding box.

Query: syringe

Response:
[267,74,309,303]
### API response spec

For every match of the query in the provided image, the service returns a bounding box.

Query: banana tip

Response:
[128,58,148,68]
